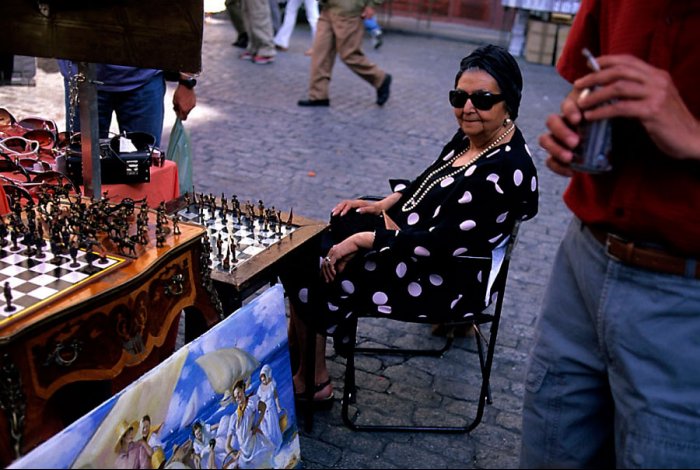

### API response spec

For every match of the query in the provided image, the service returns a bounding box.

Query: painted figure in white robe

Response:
[255,365,284,451]
[225,380,274,468]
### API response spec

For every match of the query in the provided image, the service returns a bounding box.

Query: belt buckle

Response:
[606,233,634,264]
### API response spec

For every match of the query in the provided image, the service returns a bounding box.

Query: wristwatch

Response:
[178,76,197,89]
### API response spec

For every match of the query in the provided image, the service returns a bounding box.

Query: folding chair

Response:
[339,220,522,433]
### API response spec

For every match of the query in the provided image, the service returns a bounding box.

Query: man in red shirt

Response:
[520,0,700,468]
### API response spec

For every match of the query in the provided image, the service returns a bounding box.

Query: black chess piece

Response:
[34,237,45,259]
[69,242,80,267]
[0,218,8,247]
[9,228,20,252]
[172,214,181,235]
[221,246,230,270]
[3,281,15,313]
[216,234,223,259]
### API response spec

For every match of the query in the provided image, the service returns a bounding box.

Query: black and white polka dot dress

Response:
[281,127,538,352]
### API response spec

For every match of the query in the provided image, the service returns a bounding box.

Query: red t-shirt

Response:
[557,0,700,256]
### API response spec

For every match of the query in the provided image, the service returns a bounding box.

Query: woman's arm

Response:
[331,192,402,217]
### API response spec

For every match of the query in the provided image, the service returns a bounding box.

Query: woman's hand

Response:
[322,232,374,283]
[331,199,378,217]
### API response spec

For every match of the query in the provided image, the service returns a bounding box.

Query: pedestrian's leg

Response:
[274,0,302,49]
[225,0,248,46]
[304,0,319,39]
[520,219,615,468]
[246,0,277,58]
[307,11,336,101]
[334,14,385,89]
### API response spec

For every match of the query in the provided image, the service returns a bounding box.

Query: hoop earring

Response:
[503,118,512,127]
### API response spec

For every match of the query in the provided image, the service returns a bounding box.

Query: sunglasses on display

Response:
[0,108,18,128]
[449,89,505,110]
[23,128,57,151]
[17,116,58,135]
[0,136,41,158]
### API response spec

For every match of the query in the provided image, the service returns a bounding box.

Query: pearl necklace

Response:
[401,124,515,213]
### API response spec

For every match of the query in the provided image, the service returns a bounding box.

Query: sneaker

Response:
[253,55,275,65]
[371,30,383,49]
[239,51,254,61]
[376,73,391,106]
[275,44,288,51]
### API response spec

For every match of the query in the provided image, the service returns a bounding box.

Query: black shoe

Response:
[297,98,330,107]
[232,33,248,49]
[376,73,391,106]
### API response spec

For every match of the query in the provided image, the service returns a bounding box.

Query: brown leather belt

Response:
[586,225,700,279]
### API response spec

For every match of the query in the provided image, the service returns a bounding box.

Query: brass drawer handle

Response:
[164,273,186,296]
[45,340,82,367]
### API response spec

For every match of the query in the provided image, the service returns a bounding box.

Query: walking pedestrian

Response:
[238,0,277,65]
[297,0,391,107]
[273,0,319,54]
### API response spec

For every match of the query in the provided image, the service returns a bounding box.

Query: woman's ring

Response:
[324,256,331,264]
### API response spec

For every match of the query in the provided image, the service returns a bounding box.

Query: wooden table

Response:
[0,204,223,466]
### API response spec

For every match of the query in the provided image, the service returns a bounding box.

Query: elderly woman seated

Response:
[280,44,539,403]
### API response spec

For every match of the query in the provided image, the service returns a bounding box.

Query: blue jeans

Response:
[520,217,700,468]
[64,72,166,147]
[364,16,381,34]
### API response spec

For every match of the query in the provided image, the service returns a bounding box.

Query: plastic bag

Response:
[166,118,193,195]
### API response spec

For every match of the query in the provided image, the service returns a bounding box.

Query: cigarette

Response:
[582,48,601,72]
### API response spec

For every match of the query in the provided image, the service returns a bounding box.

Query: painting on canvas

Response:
[10,284,300,469]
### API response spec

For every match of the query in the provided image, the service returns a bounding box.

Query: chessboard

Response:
[0,240,126,321]
[176,204,298,271]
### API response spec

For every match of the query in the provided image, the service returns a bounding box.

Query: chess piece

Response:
[172,214,181,235]
[0,217,8,247]
[10,227,20,252]
[221,246,230,270]
[216,234,223,259]
[34,236,45,259]
[69,242,80,267]
[3,281,15,313]
[229,234,237,262]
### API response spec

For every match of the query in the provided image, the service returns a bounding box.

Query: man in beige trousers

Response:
[298,0,391,107]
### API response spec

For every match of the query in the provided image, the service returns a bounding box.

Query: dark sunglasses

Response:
[17,116,58,135]
[449,89,505,110]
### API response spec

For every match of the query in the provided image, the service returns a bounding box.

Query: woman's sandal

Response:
[294,379,334,409]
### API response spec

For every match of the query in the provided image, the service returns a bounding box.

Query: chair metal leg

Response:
[473,323,493,405]
[341,320,492,433]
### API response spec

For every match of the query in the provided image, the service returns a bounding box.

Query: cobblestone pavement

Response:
[0,14,573,469]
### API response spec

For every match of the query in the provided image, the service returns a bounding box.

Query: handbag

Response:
[66,132,154,185]
[327,210,386,244]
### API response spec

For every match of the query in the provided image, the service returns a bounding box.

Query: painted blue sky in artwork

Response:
[10,284,297,469]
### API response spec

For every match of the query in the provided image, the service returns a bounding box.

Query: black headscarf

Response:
[455,44,523,121]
